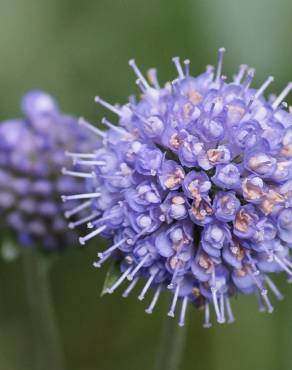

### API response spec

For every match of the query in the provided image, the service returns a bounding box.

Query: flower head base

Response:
[0,91,95,249]
[64,49,292,326]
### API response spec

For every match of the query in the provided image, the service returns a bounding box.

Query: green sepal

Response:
[100,259,121,297]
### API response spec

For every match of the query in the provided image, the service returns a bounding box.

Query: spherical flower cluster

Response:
[0,91,95,249]
[64,49,292,326]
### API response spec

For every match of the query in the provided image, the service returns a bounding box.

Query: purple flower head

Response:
[64,49,292,327]
[0,91,95,250]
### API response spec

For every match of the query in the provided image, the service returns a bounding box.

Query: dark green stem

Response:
[22,250,66,370]
[154,313,188,370]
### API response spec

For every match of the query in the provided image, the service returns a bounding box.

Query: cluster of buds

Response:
[63,49,292,326]
[0,91,95,249]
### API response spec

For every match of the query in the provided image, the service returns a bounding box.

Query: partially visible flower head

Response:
[64,49,292,326]
[0,91,96,249]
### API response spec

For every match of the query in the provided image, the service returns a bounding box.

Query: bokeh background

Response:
[0,0,291,369]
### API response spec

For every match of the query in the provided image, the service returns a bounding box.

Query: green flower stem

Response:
[22,250,66,370]
[154,312,188,370]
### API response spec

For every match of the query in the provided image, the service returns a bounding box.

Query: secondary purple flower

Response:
[64,49,292,327]
[0,91,95,249]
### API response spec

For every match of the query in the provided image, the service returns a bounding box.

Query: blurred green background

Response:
[0,0,291,369]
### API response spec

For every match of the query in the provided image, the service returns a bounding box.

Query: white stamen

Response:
[261,290,274,313]
[234,64,248,84]
[78,117,105,137]
[225,296,235,323]
[172,57,184,79]
[88,212,118,229]
[248,269,264,291]
[101,117,127,134]
[246,251,259,275]
[220,293,226,323]
[61,192,101,202]
[206,65,215,74]
[147,68,160,89]
[168,283,181,317]
[79,225,106,245]
[132,227,150,244]
[215,48,226,85]
[73,159,105,166]
[243,68,255,90]
[178,296,189,327]
[61,168,96,179]
[274,255,292,276]
[65,151,97,159]
[138,272,157,300]
[64,200,92,219]
[93,253,111,268]
[283,257,292,269]
[256,292,266,312]
[211,269,223,323]
[128,59,150,89]
[127,254,149,280]
[136,79,147,93]
[107,266,133,294]
[272,82,292,109]
[100,174,123,180]
[254,76,274,99]
[184,59,190,77]
[265,276,284,300]
[203,302,212,328]
[98,238,126,258]
[171,79,179,93]
[168,263,181,289]
[145,284,162,314]
[211,287,222,323]
[131,110,151,127]
[122,277,139,298]
[68,212,99,229]
[95,96,122,116]
[281,101,288,109]
[262,246,274,263]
